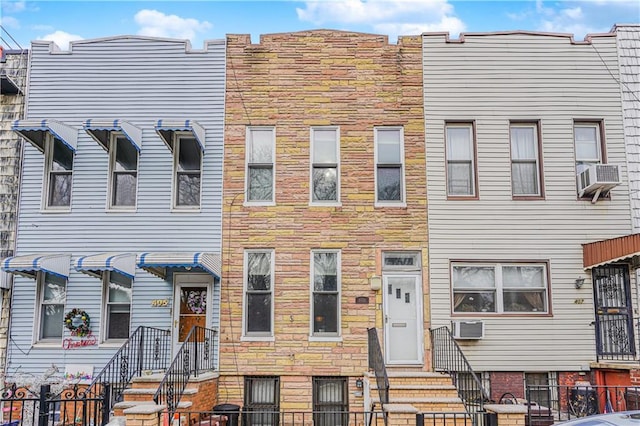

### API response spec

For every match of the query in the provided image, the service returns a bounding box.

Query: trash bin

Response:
[213,404,240,426]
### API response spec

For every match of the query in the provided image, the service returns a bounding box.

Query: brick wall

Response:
[221,30,426,409]
[490,372,525,401]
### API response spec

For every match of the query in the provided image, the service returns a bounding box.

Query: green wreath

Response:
[64,308,91,337]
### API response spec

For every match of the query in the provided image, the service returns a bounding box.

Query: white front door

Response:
[172,273,213,353]
[384,275,423,365]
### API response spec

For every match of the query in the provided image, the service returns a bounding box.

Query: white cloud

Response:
[296,0,465,37]
[2,1,26,14]
[39,30,83,50]
[562,7,583,20]
[534,1,615,38]
[134,9,212,41]
[1,16,20,29]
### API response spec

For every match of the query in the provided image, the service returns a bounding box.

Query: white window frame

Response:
[510,122,542,198]
[445,123,476,198]
[101,271,133,343]
[42,135,74,211]
[245,127,276,206]
[107,134,139,210]
[243,249,275,340]
[35,271,67,343]
[451,262,549,315]
[310,126,340,206]
[172,133,202,210]
[310,250,341,340]
[574,122,603,175]
[374,127,406,207]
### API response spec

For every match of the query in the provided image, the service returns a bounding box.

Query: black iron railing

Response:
[417,411,490,426]
[431,326,490,415]
[85,326,171,410]
[153,326,217,418]
[169,409,386,426]
[367,328,389,426]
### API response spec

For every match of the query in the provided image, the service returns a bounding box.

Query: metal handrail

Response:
[367,328,389,426]
[85,326,171,410]
[153,326,217,418]
[431,326,490,415]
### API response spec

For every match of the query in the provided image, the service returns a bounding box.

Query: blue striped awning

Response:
[12,119,78,153]
[2,253,71,279]
[83,119,142,152]
[138,252,220,279]
[75,253,136,279]
[155,120,205,152]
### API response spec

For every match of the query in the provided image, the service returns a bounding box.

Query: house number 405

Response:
[151,299,169,307]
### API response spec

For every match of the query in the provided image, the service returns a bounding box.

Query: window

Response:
[313,377,348,426]
[445,123,476,197]
[311,127,339,203]
[44,136,74,209]
[452,262,548,314]
[244,251,274,337]
[311,251,340,336]
[174,136,202,208]
[38,272,67,341]
[244,376,280,425]
[109,136,138,208]
[574,122,603,175]
[103,271,132,340]
[525,372,556,409]
[246,127,275,203]
[510,123,542,197]
[383,252,421,271]
[375,127,405,204]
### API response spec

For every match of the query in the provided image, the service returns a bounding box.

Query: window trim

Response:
[374,126,406,207]
[172,132,203,210]
[245,126,276,206]
[42,134,74,212]
[445,121,478,200]
[242,249,275,340]
[101,271,132,343]
[450,260,552,317]
[310,126,341,206]
[510,121,544,200]
[35,271,67,343]
[310,249,342,340]
[574,120,608,200]
[107,133,139,211]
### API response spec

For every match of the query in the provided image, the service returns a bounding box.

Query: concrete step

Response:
[113,400,192,417]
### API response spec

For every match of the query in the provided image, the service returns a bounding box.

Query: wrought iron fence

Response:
[1,383,109,426]
[154,326,217,419]
[168,409,386,426]
[367,328,389,426]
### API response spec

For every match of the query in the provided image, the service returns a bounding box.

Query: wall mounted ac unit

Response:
[452,320,484,339]
[577,164,620,203]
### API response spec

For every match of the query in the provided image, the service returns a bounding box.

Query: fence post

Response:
[101,383,112,426]
[415,413,424,426]
[138,326,145,374]
[193,328,199,376]
[38,384,50,426]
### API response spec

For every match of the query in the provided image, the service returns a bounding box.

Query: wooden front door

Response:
[173,273,212,353]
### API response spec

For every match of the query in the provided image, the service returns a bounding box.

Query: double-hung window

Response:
[574,121,603,183]
[445,123,476,198]
[109,136,138,208]
[311,127,339,204]
[38,272,67,341]
[313,377,349,426]
[510,122,542,198]
[103,271,132,340]
[244,250,274,337]
[44,136,74,209]
[311,250,340,337]
[375,127,405,204]
[452,262,548,314]
[246,127,275,204]
[243,376,280,425]
[174,136,202,208]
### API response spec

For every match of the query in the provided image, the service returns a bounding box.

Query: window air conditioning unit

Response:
[452,321,484,340]
[577,164,620,203]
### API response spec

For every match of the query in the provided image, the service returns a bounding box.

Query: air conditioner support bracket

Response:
[591,187,603,204]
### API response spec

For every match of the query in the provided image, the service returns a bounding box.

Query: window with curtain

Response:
[103,271,132,340]
[510,123,541,197]
[445,123,475,197]
[245,250,273,336]
[375,127,404,204]
[311,127,339,203]
[39,272,67,340]
[109,135,138,208]
[243,376,280,426]
[574,122,602,175]
[313,377,348,426]
[312,251,340,336]
[174,136,202,207]
[452,262,548,314]
[247,127,275,203]
[45,136,74,209]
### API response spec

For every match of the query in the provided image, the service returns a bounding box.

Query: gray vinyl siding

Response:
[8,37,225,376]
[423,33,631,371]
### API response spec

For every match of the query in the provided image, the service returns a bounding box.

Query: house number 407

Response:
[151,299,169,307]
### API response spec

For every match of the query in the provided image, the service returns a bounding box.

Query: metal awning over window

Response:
[138,252,220,279]
[83,119,142,152]
[155,120,205,152]
[12,119,78,153]
[2,253,71,279]
[75,253,136,279]
[583,234,640,269]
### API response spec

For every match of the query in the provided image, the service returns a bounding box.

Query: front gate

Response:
[593,264,635,361]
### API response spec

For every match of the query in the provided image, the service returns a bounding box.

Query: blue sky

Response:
[1,0,639,50]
